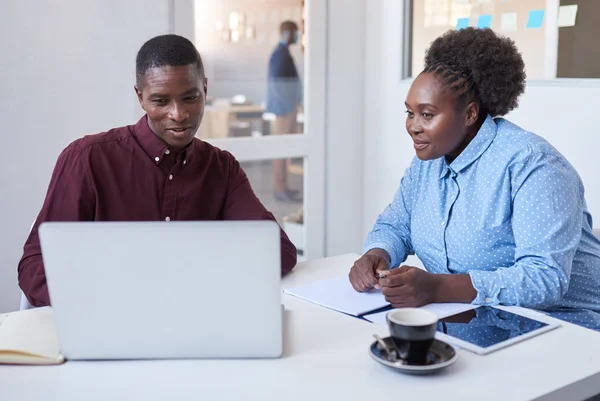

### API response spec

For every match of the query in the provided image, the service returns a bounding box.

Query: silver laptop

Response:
[38,221,283,360]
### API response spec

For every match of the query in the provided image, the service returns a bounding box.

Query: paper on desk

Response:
[0,307,64,365]
[363,303,479,327]
[283,275,389,316]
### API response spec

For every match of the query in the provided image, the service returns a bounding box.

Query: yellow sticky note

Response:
[557,5,578,28]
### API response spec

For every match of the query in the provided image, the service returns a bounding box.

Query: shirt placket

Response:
[442,172,460,271]
[161,151,184,222]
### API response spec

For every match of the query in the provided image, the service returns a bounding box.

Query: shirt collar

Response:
[439,114,497,178]
[133,115,192,165]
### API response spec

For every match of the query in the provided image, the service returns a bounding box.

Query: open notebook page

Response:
[0,307,64,365]
[283,275,389,316]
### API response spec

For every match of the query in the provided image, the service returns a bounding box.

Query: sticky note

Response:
[526,10,545,29]
[477,15,493,28]
[500,12,518,32]
[557,5,578,28]
[456,17,470,30]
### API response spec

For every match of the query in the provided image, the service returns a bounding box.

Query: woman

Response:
[350,27,600,330]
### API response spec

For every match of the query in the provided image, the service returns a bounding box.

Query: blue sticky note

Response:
[526,10,545,29]
[477,15,493,28]
[456,18,470,30]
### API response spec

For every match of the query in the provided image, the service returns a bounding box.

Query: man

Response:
[18,34,297,307]
[266,20,302,203]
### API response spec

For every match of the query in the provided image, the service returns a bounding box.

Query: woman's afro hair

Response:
[423,27,526,117]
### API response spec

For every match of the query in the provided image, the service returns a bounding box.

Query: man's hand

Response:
[349,249,390,292]
[379,265,441,308]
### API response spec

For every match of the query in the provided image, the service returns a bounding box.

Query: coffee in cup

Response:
[386,308,438,364]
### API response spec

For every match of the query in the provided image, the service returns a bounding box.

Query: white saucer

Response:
[369,336,458,375]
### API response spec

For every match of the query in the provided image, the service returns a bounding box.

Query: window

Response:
[174,0,327,260]
[193,0,305,139]
[406,0,600,79]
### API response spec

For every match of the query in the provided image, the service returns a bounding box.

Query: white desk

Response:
[3,253,600,401]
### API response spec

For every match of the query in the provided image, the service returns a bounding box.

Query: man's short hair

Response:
[135,34,205,89]
[279,21,298,34]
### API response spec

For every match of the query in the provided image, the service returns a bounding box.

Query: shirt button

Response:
[441,221,446,226]
[169,174,173,180]
[154,157,160,162]
[164,149,170,155]
[165,216,171,222]
[485,297,492,303]
[183,160,187,165]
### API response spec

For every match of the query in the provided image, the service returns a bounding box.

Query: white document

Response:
[363,303,479,327]
[557,5,578,28]
[283,275,389,316]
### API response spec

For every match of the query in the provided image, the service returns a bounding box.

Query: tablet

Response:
[434,306,560,355]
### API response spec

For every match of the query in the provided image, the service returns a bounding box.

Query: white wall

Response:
[363,0,600,240]
[0,0,170,312]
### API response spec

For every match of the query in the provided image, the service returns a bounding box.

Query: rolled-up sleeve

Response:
[469,148,581,309]
[363,165,415,267]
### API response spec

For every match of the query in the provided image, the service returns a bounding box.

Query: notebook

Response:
[283,275,479,322]
[0,307,65,365]
[283,275,389,316]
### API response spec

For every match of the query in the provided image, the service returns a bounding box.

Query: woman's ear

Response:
[465,101,480,126]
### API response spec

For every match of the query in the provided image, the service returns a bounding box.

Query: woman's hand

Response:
[349,249,390,292]
[379,267,477,307]
[379,265,441,308]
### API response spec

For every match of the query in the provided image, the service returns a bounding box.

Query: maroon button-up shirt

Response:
[18,116,297,306]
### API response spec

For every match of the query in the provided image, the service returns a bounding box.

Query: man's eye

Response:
[422,113,434,119]
[152,99,167,105]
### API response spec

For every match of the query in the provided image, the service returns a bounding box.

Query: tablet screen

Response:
[436,306,549,348]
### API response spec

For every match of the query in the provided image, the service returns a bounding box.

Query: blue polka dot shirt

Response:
[364,115,600,329]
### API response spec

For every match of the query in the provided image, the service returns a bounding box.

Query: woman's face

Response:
[404,72,479,161]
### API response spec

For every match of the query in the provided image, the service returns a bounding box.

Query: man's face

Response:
[135,65,207,152]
